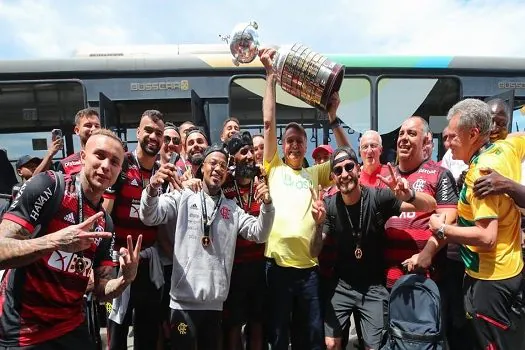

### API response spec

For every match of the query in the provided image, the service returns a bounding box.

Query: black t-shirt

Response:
[323,186,402,287]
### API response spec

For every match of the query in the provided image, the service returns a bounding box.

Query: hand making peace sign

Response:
[310,185,327,226]
[377,162,415,202]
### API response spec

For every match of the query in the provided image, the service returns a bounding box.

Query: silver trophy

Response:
[226,21,345,112]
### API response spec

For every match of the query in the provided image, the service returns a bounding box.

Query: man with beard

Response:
[139,144,275,350]
[175,121,196,171]
[0,129,142,349]
[309,146,436,350]
[383,116,458,289]
[58,108,101,175]
[221,131,267,350]
[405,99,525,350]
[259,48,350,350]
[179,127,209,179]
[160,122,182,166]
[103,109,165,350]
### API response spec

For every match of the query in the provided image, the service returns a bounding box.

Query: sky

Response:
[1,0,525,58]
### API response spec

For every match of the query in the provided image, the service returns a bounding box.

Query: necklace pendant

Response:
[201,236,211,248]
[354,247,363,260]
[75,256,87,274]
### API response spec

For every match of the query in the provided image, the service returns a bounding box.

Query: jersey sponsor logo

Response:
[63,212,76,224]
[412,179,426,192]
[417,168,437,175]
[9,181,29,209]
[47,250,93,277]
[129,199,140,218]
[64,160,82,167]
[28,186,54,221]
[130,178,139,187]
[441,177,449,202]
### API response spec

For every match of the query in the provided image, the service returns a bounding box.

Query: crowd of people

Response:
[0,48,524,350]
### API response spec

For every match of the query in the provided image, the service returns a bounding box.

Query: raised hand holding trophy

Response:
[226,21,345,112]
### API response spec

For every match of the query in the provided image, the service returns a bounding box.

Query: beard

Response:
[337,177,359,195]
[140,137,160,156]
[188,152,204,166]
[235,162,260,179]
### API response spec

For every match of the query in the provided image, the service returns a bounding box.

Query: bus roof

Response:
[0,53,523,74]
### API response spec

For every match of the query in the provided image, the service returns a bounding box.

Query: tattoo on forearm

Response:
[0,221,52,269]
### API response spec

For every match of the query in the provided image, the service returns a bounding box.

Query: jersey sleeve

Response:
[435,169,459,207]
[322,196,336,236]
[506,135,525,160]
[55,160,65,173]
[470,192,500,222]
[2,172,57,234]
[263,150,283,176]
[376,188,402,219]
[94,214,115,268]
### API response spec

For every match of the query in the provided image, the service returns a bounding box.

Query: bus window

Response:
[229,76,371,159]
[377,77,460,161]
[0,81,85,161]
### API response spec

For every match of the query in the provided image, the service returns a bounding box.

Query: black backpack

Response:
[382,274,444,350]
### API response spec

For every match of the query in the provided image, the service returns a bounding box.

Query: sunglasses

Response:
[164,136,181,145]
[332,162,356,176]
[239,147,254,156]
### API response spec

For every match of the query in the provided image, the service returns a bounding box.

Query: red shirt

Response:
[383,161,458,288]
[359,164,390,188]
[0,172,113,346]
[222,176,265,264]
[103,152,159,249]
[58,152,82,175]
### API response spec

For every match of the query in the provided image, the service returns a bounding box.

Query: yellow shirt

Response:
[264,152,332,268]
[458,136,525,280]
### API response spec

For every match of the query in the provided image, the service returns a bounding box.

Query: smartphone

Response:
[51,129,62,141]
[169,152,179,165]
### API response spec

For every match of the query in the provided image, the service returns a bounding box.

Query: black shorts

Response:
[324,280,388,349]
[223,261,266,328]
[0,324,94,350]
[464,272,525,350]
[170,309,222,350]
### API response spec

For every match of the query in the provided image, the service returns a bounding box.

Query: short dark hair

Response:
[141,110,164,122]
[222,117,240,129]
[284,122,307,139]
[486,98,511,119]
[330,146,358,171]
[74,108,100,125]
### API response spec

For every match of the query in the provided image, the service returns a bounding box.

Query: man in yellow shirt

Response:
[405,98,525,349]
[258,48,350,350]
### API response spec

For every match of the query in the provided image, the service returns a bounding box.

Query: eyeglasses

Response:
[360,143,379,151]
[332,162,356,176]
[239,147,254,156]
[205,159,228,171]
[164,136,181,145]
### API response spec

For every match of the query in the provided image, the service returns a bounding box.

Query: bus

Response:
[1,44,524,171]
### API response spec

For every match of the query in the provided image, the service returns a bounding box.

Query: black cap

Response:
[16,155,42,169]
[203,143,229,161]
[227,131,253,155]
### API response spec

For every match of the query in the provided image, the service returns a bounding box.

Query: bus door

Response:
[191,89,210,140]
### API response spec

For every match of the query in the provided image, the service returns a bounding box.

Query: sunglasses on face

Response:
[332,162,356,176]
[164,136,181,145]
[239,147,254,156]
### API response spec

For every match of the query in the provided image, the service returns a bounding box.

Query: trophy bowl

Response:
[226,22,345,112]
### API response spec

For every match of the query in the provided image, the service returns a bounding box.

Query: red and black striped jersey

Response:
[103,152,159,249]
[0,171,113,347]
[222,176,265,264]
[57,152,82,175]
[384,161,458,288]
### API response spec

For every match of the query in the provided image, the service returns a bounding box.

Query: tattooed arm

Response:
[0,220,56,269]
[93,266,130,302]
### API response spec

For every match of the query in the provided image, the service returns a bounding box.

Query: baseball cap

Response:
[312,145,334,160]
[16,155,42,169]
[227,131,253,155]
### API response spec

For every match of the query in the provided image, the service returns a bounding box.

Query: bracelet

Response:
[329,117,342,128]
[406,188,416,203]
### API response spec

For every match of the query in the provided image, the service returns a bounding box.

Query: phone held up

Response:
[51,129,64,150]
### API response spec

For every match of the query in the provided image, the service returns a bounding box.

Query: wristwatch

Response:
[434,224,447,240]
